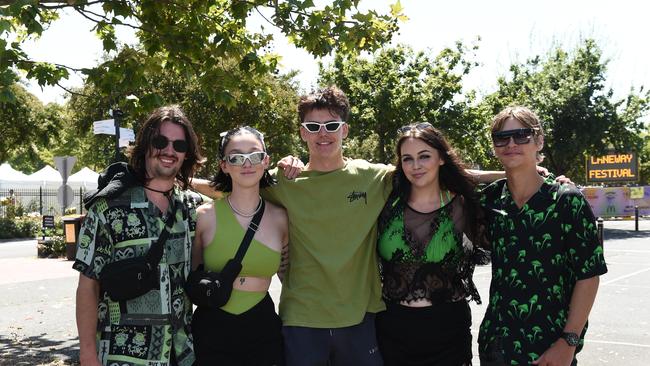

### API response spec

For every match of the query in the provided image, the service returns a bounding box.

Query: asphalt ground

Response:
[0,219,648,365]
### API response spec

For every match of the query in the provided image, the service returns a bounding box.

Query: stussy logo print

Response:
[347,191,367,204]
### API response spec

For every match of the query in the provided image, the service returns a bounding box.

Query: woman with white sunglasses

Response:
[188,126,289,365]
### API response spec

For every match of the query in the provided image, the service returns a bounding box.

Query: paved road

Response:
[0,239,37,259]
[0,220,648,365]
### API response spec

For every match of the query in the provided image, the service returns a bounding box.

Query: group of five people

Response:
[74,86,606,366]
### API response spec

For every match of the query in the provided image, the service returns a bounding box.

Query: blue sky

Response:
[23,0,650,115]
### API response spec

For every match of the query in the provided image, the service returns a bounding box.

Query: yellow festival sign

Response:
[585,152,638,183]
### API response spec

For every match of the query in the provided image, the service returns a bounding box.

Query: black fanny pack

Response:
[100,204,177,301]
[185,199,265,308]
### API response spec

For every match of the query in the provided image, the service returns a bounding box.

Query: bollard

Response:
[597,217,604,246]
[635,205,639,232]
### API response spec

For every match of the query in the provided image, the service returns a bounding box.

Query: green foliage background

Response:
[0,2,648,185]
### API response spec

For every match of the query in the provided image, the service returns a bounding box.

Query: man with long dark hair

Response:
[74,105,205,366]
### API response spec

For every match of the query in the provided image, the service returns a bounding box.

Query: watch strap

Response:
[561,332,580,347]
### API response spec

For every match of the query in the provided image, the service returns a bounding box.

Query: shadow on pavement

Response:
[0,333,79,366]
[604,227,650,240]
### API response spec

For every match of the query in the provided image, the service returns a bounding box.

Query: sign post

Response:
[113,108,123,161]
[54,156,77,212]
[93,109,134,163]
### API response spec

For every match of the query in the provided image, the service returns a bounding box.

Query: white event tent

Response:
[2,164,100,191]
[0,163,31,189]
[68,167,99,190]
[25,165,63,188]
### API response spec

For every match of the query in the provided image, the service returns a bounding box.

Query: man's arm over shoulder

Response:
[189,178,221,199]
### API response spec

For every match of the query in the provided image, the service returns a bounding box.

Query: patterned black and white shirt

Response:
[73,186,203,366]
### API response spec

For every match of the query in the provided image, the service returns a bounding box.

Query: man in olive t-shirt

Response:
[264,86,390,365]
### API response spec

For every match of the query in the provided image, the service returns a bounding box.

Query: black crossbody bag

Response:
[100,204,178,301]
[185,200,265,308]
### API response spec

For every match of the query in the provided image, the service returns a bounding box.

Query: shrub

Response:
[0,218,18,239]
[15,217,40,238]
[0,215,57,240]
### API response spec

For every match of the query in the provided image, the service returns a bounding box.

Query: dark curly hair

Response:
[298,85,350,123]
[128,105,205,189]
[391,123,482,242]
[210,126,276,192]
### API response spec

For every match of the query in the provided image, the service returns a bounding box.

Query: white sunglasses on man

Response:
[301,121,346,133]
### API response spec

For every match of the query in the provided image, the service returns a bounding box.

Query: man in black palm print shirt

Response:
[478,106,607,366]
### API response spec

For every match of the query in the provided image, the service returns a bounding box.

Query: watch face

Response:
[563,332,580,346]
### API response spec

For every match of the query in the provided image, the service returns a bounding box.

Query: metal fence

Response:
[0,187,88,217]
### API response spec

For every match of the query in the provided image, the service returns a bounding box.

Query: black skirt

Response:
[191,293,284,366]
[376,300,472,366]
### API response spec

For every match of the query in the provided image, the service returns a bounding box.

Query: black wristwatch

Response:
[561,332,580,347]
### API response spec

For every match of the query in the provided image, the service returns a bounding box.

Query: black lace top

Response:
[377,193,488,305]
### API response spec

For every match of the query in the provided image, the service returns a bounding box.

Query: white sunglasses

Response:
[301,121,346,133]
[225,151,267,166]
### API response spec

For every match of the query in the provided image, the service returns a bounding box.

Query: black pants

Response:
[192,293,284,366]
[282,313,382,366]
[376,301,472,366]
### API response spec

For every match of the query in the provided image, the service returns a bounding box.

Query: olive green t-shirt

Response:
[263,159,393,328]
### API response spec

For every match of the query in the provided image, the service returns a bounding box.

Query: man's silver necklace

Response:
[227,195,263,217]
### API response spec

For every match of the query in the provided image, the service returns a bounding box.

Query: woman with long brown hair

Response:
[376,122,487,365]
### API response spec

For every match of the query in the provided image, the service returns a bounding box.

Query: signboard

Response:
[92,119,135,142]
[582,186,650,217]
[93,119,115,135]
[54,156,77,181]
[42,215,55,229]
[585,152,638,183]
[119,127,135,141]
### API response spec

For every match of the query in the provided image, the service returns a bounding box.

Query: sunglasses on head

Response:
[152,135,189,153]
[397,122,433,134]
[301,121,345,133]
[225,151,267,166]
[491,128,535,147]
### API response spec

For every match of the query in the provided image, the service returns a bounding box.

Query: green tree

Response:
[319,42,489,166]
[64,62,304,176]
[0,83,62,172]
[482,39,649,182]
[1,0,404,108]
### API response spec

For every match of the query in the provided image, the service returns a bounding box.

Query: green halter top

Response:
[203,197,280,314]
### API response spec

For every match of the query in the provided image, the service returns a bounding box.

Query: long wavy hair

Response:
[128,105,205,189]
[391,123,482,241]
[210,126,276,192]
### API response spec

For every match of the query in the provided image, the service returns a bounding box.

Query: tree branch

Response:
[56,81,91,98]
[19,59,86,73]
[77,6,144,32]
[73,6,144,34]
[36,0,105,10]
